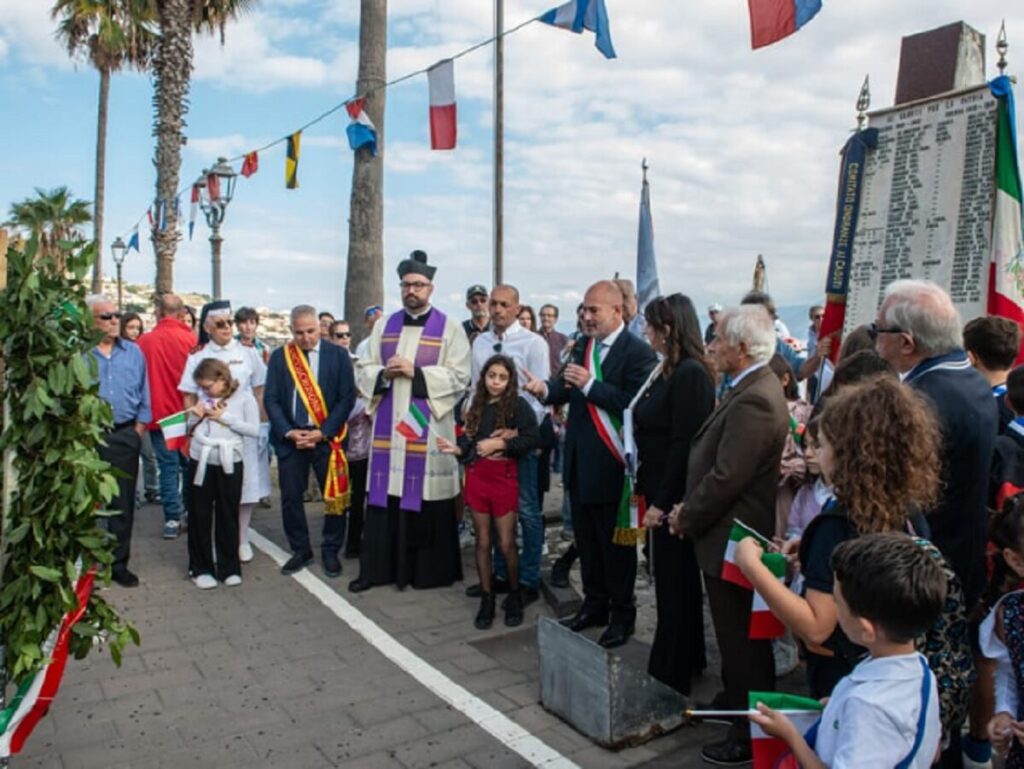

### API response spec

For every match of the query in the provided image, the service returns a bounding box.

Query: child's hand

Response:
[735,536,765,574]
[749,703,799,742]
[207,401,227,421]
[476,437,505,457]
[989,712,1015,754]
[190,403,206,418]
[435,437,459,455]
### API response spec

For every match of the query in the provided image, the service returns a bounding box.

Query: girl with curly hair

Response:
[437,355,541,629]
[735,375,942,697]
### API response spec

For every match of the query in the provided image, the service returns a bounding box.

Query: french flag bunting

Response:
[127,228,140,253]
[146,207,155,229]
[427,60,457,151]
[206,171,221,202]
[345,98,379,156]
[748,0,822,49]
[540,0,616,60]
[189,185,199,240]
[241,151,259,178]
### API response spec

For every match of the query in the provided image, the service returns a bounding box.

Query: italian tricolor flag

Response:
[750,552,787,639]
[158,410,188,451]
[721,520,770,589]
[0,569,96,758]
[749,691,823,769]
[396,403,429,441]
[988,75,1024,362]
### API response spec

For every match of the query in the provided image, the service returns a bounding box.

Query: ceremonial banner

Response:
[818,128,879,361]
[285,132,301,189]
[636,171,660,316]
[427,60,457,151]
[843,85,1000,332]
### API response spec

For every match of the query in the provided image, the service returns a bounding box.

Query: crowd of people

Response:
[85,253,1024,768]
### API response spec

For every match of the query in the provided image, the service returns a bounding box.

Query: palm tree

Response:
[52,0,157,294]
[5,187,92,259]
[151,0,256,294]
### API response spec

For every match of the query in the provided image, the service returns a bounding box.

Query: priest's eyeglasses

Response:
[867,322,904,340]
[400,281,431,291]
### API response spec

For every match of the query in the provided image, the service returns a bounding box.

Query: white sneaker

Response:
[192,574,217,590]
[224,574,242,587]
[239,542,254,562]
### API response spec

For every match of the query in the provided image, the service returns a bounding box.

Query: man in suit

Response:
[670,304,788,766]
[525,280,657,648]
[265,304,356,578]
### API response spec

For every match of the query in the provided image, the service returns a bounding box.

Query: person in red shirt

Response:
[137,293,197,539]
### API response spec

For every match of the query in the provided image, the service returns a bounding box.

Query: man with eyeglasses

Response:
[350,250,471,593]
[462,284,490,343]
[178,300,269,561]
[874,279,996,611]
[464,284,551,606]
[88,294,151,587]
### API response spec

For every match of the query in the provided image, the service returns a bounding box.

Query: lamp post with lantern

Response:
[196,157,237,300]
[110,235,127,311]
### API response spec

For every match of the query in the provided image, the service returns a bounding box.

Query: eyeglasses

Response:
[334,332,351,339]
[98,312,122,321]
[867,321,904,340]
[212,320,233,329]
[400,281,431,291]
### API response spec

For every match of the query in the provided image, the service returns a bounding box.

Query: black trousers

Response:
[704,573,776,743]
[278,446,346,557]
[573,493,637,626]
[97,424,141,574]
[187,459,242,579]
[345,457,368,556]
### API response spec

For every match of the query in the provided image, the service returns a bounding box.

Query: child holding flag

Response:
[437,355,540,629]
[749,533,944,768]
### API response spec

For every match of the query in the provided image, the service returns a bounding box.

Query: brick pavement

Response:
[14,488,733,769]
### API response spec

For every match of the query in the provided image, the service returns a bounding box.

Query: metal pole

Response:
[210,218,223,301]
[0,228,10,769]
[116,262,123,311]
[493,0,504,287]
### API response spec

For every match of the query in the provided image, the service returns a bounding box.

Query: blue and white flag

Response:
[127,228,140,253]
[540,0,616,59]
[636,171,660,318]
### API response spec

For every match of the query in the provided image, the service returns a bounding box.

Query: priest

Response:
[349,250,471,592]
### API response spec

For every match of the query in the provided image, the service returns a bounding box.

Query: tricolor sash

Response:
[368,309,447,512]
[284,343,350,514]
[584,337,643,546]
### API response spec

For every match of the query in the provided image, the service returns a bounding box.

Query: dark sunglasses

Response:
[212,319,233,329]
[98,312,122,321]
[334,332,351,339]
[867,321,904,340]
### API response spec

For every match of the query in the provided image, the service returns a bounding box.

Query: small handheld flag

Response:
[749,691,822,769]
[285,131,301,189]
[722,519,771,589]
[241,151,259,178]
[346,98,379,156]
[396,403,430,441]
[540,0,616,59]
[750,552,788,639]
[427,60,457,151]
[158,410,188,451]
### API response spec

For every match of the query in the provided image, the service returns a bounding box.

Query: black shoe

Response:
[348,577,372,593]
[561,609,609,632]
[322,552,342,578]
[111,568,139,588]
[475,592,496,630]
[504,590,524,627]
[549,562,571,589]
[501,584,540,609]
[700,737,752,766]
[466,578,510,598]
[281,553,313,575]
[597,622,634,649]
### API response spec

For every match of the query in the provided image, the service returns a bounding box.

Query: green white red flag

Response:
[721,519,770,589]
[396,402,429,441]
[749,691,822,769]
[158,410,188,451]
[750,552,788,639]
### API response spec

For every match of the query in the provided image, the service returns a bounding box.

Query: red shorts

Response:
[464,457,519,517]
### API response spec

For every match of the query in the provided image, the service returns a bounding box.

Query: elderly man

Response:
[462,284,490,343]
[526,280,657,648]
[614,277,645,339]
[671,304,788,765]
[138,293,196,540]
[465,284,551,604]
[89,295,152,587]
[350,250,472,593]
[265,305,356,577]
[874,280,996,605]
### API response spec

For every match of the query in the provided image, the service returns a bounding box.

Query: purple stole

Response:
[368,308,447,512]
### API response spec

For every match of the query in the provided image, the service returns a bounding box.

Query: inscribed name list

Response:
[843,84,998,332]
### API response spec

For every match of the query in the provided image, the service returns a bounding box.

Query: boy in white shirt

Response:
[750,533,945,768]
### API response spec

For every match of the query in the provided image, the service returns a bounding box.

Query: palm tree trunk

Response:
[92,67,110,295]
[152,0,192,294]
[345,0,387,344]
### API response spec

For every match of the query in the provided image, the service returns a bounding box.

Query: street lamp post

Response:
[197,157,238,300]
[110,236,127,311]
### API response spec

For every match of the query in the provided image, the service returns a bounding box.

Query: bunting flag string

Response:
[127,227,140,253]
[346,98,379,156]
[428,60,458,151]
[285,132,301,189]
[189,185,199,240]
[241,151,259,178]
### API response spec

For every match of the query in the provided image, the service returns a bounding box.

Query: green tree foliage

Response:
[0,236,138,682]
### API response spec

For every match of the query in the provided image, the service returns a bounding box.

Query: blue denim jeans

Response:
[495,453,542,589]
[149,429,188,522]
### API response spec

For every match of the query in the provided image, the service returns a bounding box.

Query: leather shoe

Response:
[111,569,139,588]
[348,577,372,593]
[322,552,342,578]
[700,737,752,766]
[466,577,510,598]
[597,623,634,649]
[281,553,313,575]
[561,610,609,632]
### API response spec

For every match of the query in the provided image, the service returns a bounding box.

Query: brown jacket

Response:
[681,365,788,576]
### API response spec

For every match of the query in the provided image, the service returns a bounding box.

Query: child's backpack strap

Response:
[894,655,933,769]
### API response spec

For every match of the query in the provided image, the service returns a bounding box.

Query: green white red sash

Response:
[583,337,643,545]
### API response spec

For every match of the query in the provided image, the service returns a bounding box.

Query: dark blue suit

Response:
[265,341,356,557]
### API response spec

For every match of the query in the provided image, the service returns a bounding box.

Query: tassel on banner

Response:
[285,132,301,189]
[241,151,259,178]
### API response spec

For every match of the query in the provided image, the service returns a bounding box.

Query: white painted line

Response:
[248,529,580,769]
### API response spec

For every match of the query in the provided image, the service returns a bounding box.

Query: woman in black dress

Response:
[632,293,716,695]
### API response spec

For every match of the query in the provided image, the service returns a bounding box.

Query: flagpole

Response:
[0,228,10,769]
[493,0,505,287]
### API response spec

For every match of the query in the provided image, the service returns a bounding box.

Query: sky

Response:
[1,0,1022,330]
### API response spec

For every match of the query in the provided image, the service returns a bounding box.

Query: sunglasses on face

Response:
[334,332,351,339]
[98,312,122,321]
[212,320,232,329]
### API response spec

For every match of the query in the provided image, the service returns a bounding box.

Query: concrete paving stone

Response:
[244,663,326,699]
[326,749,403,769]
[55,649,145,685]
[566,744,638,769]
[129,629,180,653]
[449,650,502,675]
[410,621,483,648]
[425,759,475,769]
[99,661,203,699]
[57,725,185,769]
[498,681,540,708]
[242,711,361,757]
[411,704,472,734]
[175,620,231,646]
[525,725,594,756]
[5,753,63,769]
[348,688,444,728]
[389,723,499,769]
[156,678,226,710]
[477,689,520,714]
[505,702,566,734]
[17,719,117,760]
[62,688,163,727]
[312,714,429,764]
[139,645,195,672]
[460,667,529,697]
[463,745,533,769]
[48,680,106,708]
